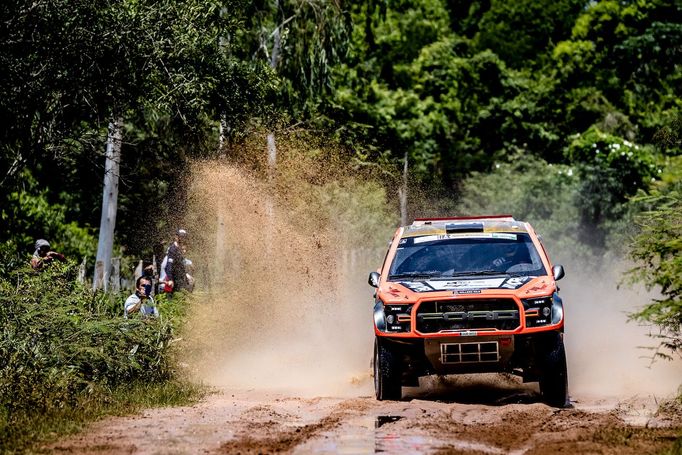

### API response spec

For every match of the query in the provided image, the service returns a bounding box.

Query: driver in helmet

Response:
[489,243,520,271]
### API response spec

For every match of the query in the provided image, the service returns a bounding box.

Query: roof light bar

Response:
[445,222,484,233]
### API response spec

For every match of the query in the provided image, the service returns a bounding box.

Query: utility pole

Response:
[93,119,123,291]
[218,5,230,157]
[265,3,282,253]
[267,1,281,178]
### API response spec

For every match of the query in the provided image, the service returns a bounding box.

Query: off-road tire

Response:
[374,338,402,401]
[539,332,569,407]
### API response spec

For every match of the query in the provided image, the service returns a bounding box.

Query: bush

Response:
[0,260,190,450]
[566,126,659,251]
[625,187,682,361]
[0,171,97,263]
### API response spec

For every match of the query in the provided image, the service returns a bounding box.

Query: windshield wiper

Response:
[388,271,442,280]
[442,270,505,277]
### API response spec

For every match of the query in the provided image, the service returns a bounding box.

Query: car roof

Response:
[401,215,529,238]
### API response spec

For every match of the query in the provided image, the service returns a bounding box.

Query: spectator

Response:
[159,254,169,293]
[184,257,195,293]
[31,239,66,270]
[140,261,157,295]
[163,228,189,294]
[124,276,158,318]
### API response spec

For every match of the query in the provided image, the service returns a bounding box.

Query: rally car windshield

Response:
[388,233,547,280]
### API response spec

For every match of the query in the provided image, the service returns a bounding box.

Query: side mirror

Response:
[553,264,565,281]
[368,271,380,288]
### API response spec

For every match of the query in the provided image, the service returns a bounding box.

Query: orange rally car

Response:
[368,215,568,406]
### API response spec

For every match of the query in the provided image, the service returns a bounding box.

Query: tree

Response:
[565,126,658,251]
[0,0,273,263]
[626,189,682,359]
[329,0,520,185]
[474,0,585,68]
[551,0,682,141]
[235,0,350,120]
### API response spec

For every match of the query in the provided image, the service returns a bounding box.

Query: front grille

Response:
[416,299,520,333]
[441,341,499,364]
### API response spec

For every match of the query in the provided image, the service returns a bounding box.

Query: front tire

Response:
[374,338,402,401]
[539,333,569,407]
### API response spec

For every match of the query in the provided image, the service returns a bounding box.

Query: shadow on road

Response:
[402,373,543,405]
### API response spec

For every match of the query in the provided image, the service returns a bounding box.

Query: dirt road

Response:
[47,374,681,454]
[48,164,681,454]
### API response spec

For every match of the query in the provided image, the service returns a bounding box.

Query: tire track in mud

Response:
[214,399,373,454]
[421,405,680,455]
[43,389,681,454]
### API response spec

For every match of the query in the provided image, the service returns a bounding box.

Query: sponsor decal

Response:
[399,276,536,293]
[412,233,518,244]
[399,281,434,292]
[459,331,478,337]
[436,278,506,290]
[500,276,533,289]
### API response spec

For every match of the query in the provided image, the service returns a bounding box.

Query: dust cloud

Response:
[178,150,679,401]
[179,156,389,397]
[560,263,681,399]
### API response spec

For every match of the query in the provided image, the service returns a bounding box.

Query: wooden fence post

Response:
[77,257,87,284]
[133,260,143,282]
[94,260,104,290]
[110,257,121,292]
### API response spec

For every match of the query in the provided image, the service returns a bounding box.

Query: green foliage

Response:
[456,153,587,263]
[566,127,661,250]
[625,159,682,360]
[565,127,660,249]
[0,0,274,259]
[626,192,682,359]
[474,0,584,68]
[0,261,191,450]
[0,171,97,263]
[235,0,350,119]
[331,11,519,183]
[327,0,681,187]
[552,0,682,139]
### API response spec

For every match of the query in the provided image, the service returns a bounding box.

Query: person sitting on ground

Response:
[31,239,66,270]
[124,276,158,318]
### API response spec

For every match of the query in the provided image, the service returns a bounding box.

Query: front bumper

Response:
[374,292,564,338]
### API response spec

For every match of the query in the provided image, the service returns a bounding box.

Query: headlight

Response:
[374,301,412,333]
[522,296,553,308]
[522,296,554,327]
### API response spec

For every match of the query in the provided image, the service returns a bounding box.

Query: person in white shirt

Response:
[124,276,158,318]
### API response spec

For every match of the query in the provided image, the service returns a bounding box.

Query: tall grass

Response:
[0,261,202,452]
